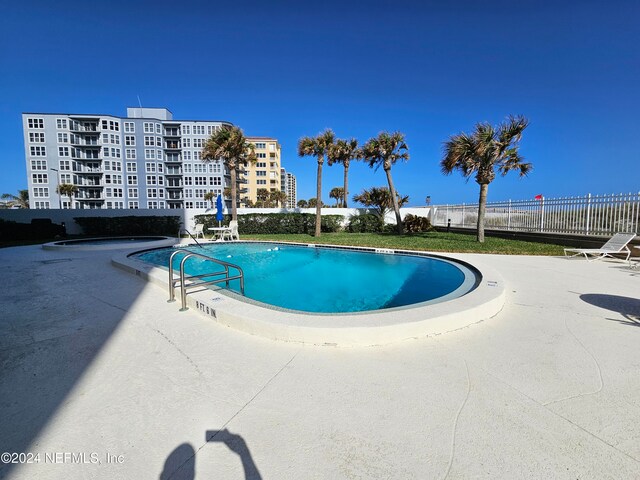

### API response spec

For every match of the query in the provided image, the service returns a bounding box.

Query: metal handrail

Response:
[167,248,245,311]
[177,228,203,248]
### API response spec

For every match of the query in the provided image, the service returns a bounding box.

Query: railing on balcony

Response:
[165,142,181,149]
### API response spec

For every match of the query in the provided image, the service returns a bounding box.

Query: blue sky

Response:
[1,0,638,206]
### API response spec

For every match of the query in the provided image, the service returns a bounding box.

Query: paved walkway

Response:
[0,245,639,479]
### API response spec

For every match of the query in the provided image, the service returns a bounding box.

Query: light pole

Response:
[50,168,62,209]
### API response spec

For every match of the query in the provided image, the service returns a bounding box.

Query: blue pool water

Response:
[134,243,475,313]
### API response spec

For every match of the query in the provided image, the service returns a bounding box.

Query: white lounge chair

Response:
[193,224,205,239]
[564,233,636,262]
[222,220,239,241]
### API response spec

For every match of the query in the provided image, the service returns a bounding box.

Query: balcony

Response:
[163,128,181,137]
[167,192,183,200]
[165,155,182,163]
[164,142,181,149]
[69,124,99,133]
[70,138,100,146]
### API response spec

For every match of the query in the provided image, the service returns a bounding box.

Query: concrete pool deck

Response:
[1,245,639,479]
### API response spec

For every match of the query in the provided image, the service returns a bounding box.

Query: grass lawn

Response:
[242,231,565,255]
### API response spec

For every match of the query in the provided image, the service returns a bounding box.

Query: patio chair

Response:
[563,233,636,262]
[222,220,239,241]
[193,224,205,239]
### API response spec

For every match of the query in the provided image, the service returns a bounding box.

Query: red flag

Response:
[534,194,543,200]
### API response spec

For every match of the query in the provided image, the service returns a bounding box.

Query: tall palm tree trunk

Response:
[343,163,349,208]
[230,166,238,221]
[315,160,323,237]
[385,167,403,234]
[68,195,74,209]
[476,183,489,243]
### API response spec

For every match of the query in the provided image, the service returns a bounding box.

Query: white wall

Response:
[0,207,434,235]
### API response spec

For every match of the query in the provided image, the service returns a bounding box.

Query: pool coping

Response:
[42,236,177,251]
[112,240,506,346]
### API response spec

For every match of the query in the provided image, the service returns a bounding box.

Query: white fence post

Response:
[585,193,591,235]
[507,200,511,230]
[539,197,545,232]
[461,203,465,227]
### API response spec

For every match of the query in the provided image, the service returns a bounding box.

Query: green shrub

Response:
[347,214,384,233]
[403,214,434,233]
[194,213,343,235]
[74,216,181,236]
[0,218,66,241]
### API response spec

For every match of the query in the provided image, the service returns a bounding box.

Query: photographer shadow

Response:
[160,429,261,480]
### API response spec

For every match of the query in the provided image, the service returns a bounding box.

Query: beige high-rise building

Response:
[241,137,282,206]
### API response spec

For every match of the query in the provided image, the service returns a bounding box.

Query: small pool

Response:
[43,236,177,251]
[134,242,478,313]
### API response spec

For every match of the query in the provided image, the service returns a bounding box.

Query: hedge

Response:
[0,218,66,241]
[74,216,181,236]
[346,213,384,233]
[194,213,343,235]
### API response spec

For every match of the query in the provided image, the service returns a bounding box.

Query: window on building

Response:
[58,147,70,157]
[256,162,266,168]
[33,187,49,198]
[124,136,135,146]
[182,124,190,135]
[256,153,266,159]
[212,163,221,173]
[255,142,266,149]
[60,160,71,170]
[28,118,44,129]
[124,122,135,133]
[193,138,203,148]
[256,171,267,177]
[126,149,136,159]
[155,123,161,134]
[194,176,206,185]
[143,122,154,133]
[56,118,68,129]
[30,146,46,156]
[146,175,157,185]
[128,175,138,185]
[128,188,138,198]
[57,133,68,143]
[210,177,222,186]
[184,177,192,186]
[129,201,139,208]
[126,162,137,172]
[183,138,191,147]
[193,151,201,161]
[145,149,155,159]
[183,151,192,161]
[32,173,48,184]
[147,188,157,198]
[33,201,50,209]
[257,179,267,185]
[30,159,47,170]
[29,132,45,143]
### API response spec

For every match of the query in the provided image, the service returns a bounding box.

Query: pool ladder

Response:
[167,248,245,311]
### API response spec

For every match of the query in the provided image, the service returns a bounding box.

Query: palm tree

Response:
[441,115,531,242]
[256,188,270,207]
[352,187,409,222]
[297,199,308,208]
[1,189,29,208]
[361,132,409,234]
[329,187,344,207]
[327,138,360,208]
[56,183,78,209]
[298,129,335,237]
[203,191,216,209]
[269,190,288,208]
[202,126,256,221]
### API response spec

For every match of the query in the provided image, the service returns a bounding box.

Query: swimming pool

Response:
[134,242,478,313]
